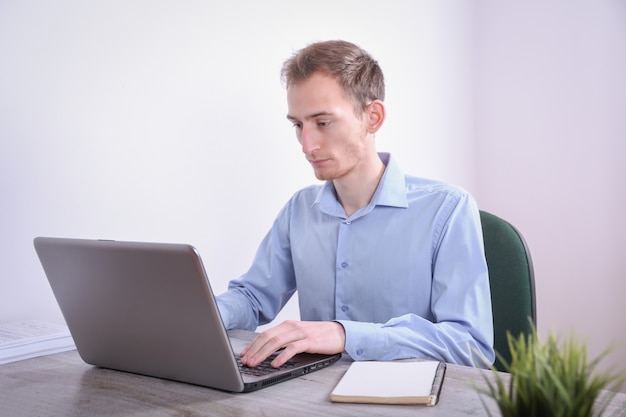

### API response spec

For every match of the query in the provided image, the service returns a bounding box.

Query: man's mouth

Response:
[308,158,329,168]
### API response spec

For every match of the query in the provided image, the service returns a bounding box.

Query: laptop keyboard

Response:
[236,354,298,377]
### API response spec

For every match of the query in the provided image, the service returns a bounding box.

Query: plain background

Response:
[1,1,624,387]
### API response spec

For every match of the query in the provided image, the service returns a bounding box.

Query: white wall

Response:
[0,1,474,327]
[473,0,626,385]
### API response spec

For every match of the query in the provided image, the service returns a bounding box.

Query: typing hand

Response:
[239,320,346,368]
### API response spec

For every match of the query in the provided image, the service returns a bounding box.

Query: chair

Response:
[480,210,537,372]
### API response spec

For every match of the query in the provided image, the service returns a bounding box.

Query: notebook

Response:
[330,360,446,405]
[33,237,341,393]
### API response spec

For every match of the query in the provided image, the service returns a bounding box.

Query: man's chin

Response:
[313,169,332,181]
[313,168,345,182]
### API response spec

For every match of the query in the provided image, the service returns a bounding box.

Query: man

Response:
[216,40,494,369]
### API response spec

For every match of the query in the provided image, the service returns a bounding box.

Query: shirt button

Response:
[341,305,349,312]
[341,262,348,268]
[356,349,363,356]
[344,221,351,225]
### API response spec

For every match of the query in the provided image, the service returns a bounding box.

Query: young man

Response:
[216,40,495,369]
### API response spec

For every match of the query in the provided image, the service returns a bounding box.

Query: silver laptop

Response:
[33,237,341,392]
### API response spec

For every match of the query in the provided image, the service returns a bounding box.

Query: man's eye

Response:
[318,121,330,127]
[292,123,302,129]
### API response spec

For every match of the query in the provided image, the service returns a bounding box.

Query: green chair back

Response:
[480,210,536,372]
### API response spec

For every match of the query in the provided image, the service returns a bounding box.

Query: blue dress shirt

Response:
[216,153,495,367]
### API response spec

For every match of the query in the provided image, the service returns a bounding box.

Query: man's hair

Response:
[281,40,385,113]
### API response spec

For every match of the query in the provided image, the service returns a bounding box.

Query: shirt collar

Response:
[313,152,409,218]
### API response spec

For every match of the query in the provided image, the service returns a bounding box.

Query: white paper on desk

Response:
[330,360,441,405]
[0,320,75,364]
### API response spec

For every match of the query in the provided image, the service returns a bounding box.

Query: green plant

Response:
[479,327,626,417]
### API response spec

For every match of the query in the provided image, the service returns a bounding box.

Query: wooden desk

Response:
[1,350,625,416]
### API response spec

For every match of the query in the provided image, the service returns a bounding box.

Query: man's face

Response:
[286,73,369,181]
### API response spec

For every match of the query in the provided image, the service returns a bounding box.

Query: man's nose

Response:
[300,125,318,155]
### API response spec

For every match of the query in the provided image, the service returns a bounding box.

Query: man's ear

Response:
[366,100,386,134]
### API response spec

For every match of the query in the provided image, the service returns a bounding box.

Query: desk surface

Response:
[1,350,625,416]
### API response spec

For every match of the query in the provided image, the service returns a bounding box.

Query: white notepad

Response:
[0,320,75,365]
[330,360,446,406]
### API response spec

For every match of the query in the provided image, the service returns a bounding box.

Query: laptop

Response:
[33,237,341,392]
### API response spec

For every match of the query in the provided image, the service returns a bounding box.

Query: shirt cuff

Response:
[215,298,233,329]
[336,320,384,360]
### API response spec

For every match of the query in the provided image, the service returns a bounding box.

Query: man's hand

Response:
[239,320,346,368]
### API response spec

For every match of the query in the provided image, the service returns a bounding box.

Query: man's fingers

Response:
[240,322,301,367]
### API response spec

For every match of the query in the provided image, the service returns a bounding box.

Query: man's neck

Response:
[333,152,386,217]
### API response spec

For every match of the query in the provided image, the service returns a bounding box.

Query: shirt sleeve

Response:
[215,202,297,331]
[338,193,495,368]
